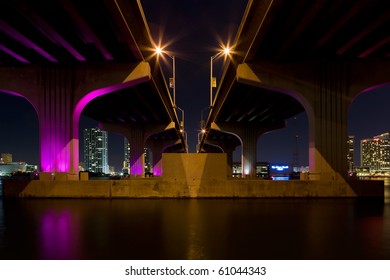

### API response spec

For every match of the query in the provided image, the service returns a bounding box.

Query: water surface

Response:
[1,189,390,259]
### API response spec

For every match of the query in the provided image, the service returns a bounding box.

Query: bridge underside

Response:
[83,79,183,147]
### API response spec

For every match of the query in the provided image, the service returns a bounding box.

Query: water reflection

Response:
[0,187,389,260]
[39,209,81,259]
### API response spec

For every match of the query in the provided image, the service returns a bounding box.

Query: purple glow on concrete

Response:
[0,44,30,63]
[130,165,143,175]
[59,0,113,60]
[73,76,151,134]
[358,36,390,58]
[0,19,57,62]
[73,77,151,174]
[358,82,390,95]
[0,90,38,113]
[153,167,162,176]
[24,11,86,61]
[40,117,72,172]
[40,209,80,259]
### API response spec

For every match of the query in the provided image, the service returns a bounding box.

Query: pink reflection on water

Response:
[39,209,81,259]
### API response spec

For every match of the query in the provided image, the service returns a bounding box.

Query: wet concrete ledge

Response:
[2,177,384,198]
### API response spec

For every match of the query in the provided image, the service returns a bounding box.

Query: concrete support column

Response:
[100,123,146,177]
[308,63,350,180]
[211,122,285,178]
[241,128,258,177]
[101,122,178,177]
[0,65,78,178]
[127,126,145,176]
[38,65,78,176]
[225,148,234,177]
[147,140,163,176]
[146,138,179,177]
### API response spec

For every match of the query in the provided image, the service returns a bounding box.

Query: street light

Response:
[210,47,231,107]
[155,46,187,151]
[155,47,176,107]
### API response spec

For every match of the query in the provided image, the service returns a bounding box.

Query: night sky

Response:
[0,0,389,171]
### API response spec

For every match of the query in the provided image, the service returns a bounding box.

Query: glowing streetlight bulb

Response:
[155,47,162,55]
[223,47,230,55]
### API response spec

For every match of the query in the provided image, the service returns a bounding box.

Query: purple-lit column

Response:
[38,65,78,177]
[147,140,163,177]
[146,138,178,177]
[100,123,146,177]
[128,126,145,177]
[0,65,78,177]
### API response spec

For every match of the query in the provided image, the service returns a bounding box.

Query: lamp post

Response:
[155,47,186,151]
[155,47,176,106]
[171,55,176,106]
[210,47,231,107]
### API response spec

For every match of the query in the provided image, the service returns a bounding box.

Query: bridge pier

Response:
[211,122,285,178]
[236,61,390,181]
[101,122,179,177]
[0,61,153,179]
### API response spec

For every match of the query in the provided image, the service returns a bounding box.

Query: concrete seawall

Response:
[2,154,384,198]
[2,177,383,198]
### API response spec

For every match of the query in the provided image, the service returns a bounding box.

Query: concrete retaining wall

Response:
[2,153,384,198]
[4,177,383,198]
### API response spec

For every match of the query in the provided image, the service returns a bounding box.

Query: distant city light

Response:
[271,165,289,171]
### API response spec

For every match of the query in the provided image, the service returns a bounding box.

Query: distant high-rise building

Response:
[123,138,152,174]
[1,153,12,164]
[347,136,355,172]
[361,132,390,172]
[83,128,108,174]
[124,138,130,169]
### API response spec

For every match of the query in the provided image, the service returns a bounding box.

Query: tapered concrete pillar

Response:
[148,141,163,176]
[308,63,351,180]
[38,65,78,175]
[128,126,145,176]
[211,122,285,178]
[0,65,78,176]
[101,122,178,177]
[100,123,146,177]
[146,138,180,176]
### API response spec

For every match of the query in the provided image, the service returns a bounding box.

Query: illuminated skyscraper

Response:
[83,128,108,174]
[123,138,152,174]
[347,136,355,172]
[361,132,390,172]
